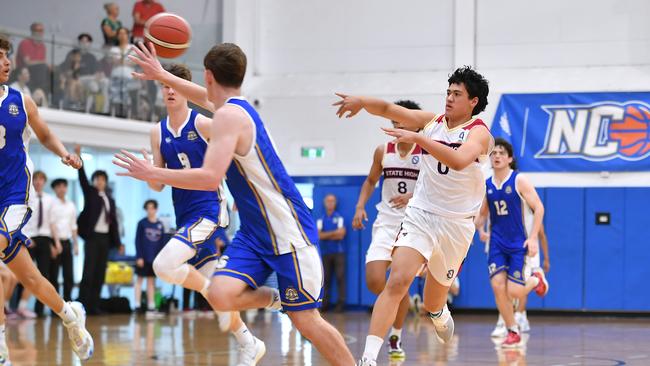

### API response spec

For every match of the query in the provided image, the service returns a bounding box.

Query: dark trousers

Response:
[29,236,53,315]
[78,233,110,313]
[322,253,346,309]
[49,239,74,301]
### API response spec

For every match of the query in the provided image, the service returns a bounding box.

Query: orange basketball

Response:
[608,103,650,157]
[144,13,191,59]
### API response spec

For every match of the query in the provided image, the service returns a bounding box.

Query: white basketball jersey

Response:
[409,114,490,219]
[375,142,423,225]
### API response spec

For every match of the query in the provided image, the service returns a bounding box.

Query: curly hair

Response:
[448,66,489,116]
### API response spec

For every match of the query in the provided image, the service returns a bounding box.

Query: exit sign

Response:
[301,146,325,159]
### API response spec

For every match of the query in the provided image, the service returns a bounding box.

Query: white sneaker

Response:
[265,289,282,311]
[216,311,231,332]
[516,312,530,332]
[429,304,454,344]
[358,357,377,366]
[491,315,507,338]
[63,301,94,361]
[236,337,266,366]
[0,338,11,366]
[145,310,166,320]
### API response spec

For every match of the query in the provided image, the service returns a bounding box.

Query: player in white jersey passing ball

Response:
[352,99,423,361]
[334,67,493,366]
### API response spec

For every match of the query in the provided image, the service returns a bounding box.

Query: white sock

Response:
[199,278,210,298]
[529,276,540,287]
[389,327,402,339]
[508,325,520,334]
[147,303,156,311]
[18,300,28,311]
[57,302,76,323]
[522,311,527,318]
[362,335,383,361]
[233,323,255,346]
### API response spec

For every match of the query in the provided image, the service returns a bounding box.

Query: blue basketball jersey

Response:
[0,86,31,207]
[159,109,227,227]
[224,97,318,256]
[486,170,529,251]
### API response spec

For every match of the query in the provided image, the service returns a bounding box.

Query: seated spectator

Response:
[132,0,165,44]
[101,2,123,47]
[9,67,47,106]
[16,22,50,95]
[57,49,84,111]
[74,33,109,113]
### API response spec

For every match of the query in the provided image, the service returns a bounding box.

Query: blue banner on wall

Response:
[490,92,650,172]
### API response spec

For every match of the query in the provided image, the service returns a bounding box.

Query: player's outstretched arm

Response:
[384,124,492,171]
[114,107,245,191]
[353,145,383,230]
[25,95,82,169]
[333,93,435,130]
[147,125,165,192]
[129,42,215,112]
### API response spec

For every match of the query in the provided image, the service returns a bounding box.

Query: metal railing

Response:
[1,27,204,123]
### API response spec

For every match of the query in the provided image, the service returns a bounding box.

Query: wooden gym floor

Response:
[3,311,650,365]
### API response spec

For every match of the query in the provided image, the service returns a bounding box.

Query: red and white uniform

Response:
[366,142,422,263]
[395,114,491,286]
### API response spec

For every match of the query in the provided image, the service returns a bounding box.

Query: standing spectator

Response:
[101,2,123,47]
[22,171,57,317]
[75,33,110,114]
[317,194,347,312]
[134,199,165,318]
[75,146,121,315]
[131,0,165,44]
[49,179,78,302]
[15,22,50,97]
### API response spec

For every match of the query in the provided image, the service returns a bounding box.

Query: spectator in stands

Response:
[49,179,78,302]
[10,67,30,96]
[132,0,165,44]
[22,171,57,317]
[75,146,121,315]
[317,194,347,312]
[134,200,165,318]
[57,49,84,111]
[101,2,123,47]
[75,33,110,114]
[15,22,50,96]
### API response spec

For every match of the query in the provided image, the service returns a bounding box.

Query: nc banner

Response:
[490,92,650,172]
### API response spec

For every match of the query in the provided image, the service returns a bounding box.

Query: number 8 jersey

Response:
[159,109,228,228]
[408,114,490,219]
[375,141,422,226]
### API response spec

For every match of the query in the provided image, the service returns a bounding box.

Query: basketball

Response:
[144,13,191,59]
[609,103,650,157]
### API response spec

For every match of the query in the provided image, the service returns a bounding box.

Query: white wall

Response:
[222,0,650,186]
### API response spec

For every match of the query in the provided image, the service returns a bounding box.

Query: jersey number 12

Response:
[493,200,508,216]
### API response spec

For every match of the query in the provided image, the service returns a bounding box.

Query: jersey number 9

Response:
[177,153,191,169]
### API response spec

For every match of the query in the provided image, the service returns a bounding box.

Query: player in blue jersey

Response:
[114,43,356,366]
[475,138,549,348]
[144,63,263,365]
[0,35,93,363]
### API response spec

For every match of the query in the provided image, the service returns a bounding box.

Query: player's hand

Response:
[524,236,539,257]
[333,93,363,118]
[55,240,63,255]
[382,127,421,144]
[136,258,144,268]
[50,245,58,259]
[62,152,82,169]
[479,229,490,243]
[352,207,368,230]
[389,193,412,209]
[543,258,550,273]
[129,42,166,81]
[113,149,155,181]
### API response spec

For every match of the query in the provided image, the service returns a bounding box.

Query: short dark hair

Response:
[448,66,489,116]
[91,170,108,182]
[50,178,68,189]
[78,33,93,42]
[203,43,247,88]
[494,137,517,170]
[164,63,192,81]
[394,99,421,110]
[0,35,11,53]
[143,199,158,210]
[33,171,47,181]
[30,22,43,32]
